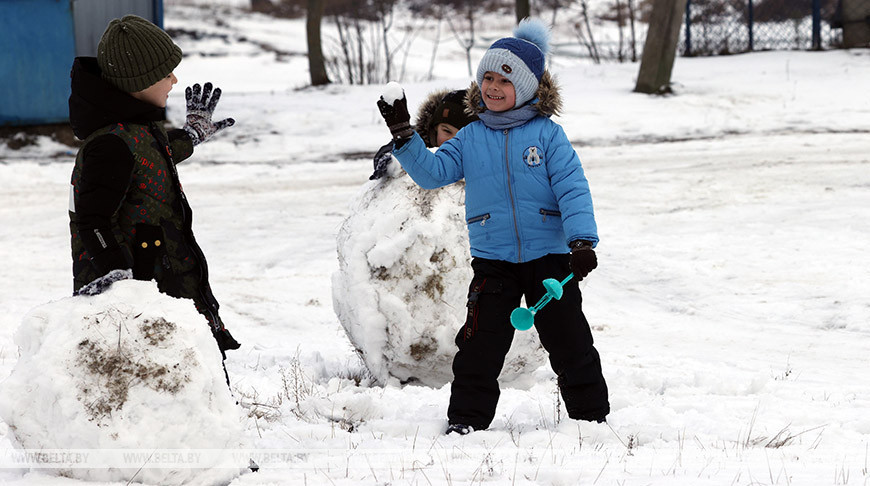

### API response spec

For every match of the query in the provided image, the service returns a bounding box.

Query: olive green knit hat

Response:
[97,15,182,93]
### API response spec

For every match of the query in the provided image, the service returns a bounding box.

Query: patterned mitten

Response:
[183,82,235,146]
[76,268,133,296]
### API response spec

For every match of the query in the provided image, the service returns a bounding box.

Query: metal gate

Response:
[680,0,868,56]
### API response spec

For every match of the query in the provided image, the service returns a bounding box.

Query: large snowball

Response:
[332,157,547,388]
[0,280,247,485]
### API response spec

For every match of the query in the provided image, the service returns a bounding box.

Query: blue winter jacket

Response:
[392,80,597,263]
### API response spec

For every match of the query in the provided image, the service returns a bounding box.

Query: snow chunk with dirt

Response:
[333,160,547,388]
[0,280,247,485]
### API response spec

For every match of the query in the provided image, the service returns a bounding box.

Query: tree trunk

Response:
[381,7,395,82]
[627,0,638,62]
[335,17,354,84]
[580,1,600,63]
[465,4,476,77]
[306,0,330,86]
[616,0,625,62]
[634,0,687,94]
[516,0,531,23]
[354,19,365,84]
[427,16,442,80]
[842,0,870,48]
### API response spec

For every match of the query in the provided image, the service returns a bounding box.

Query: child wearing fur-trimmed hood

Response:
[377,19,610,434]
[369,88,477,180]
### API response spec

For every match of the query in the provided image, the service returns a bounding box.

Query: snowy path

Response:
[2,129,868,484]
[2,4,869,481]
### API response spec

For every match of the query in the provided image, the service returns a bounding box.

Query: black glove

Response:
[569,240,597,281]
[76,268,133,296]
[183,82,235,146]
[213,328,241,353]
[377,92,414,140]
[369,142,393,180]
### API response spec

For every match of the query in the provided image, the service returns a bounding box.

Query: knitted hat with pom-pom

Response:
[97,15,182,93]
[476,18,551,109]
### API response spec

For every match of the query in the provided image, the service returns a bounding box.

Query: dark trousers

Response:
[447,254,609,429]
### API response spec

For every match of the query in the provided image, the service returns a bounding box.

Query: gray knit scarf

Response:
[477,104,541,130]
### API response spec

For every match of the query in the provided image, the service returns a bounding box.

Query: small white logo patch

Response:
[524,146,543,167]
[69,184,76,213]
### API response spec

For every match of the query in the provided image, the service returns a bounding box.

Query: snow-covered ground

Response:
[1,3,869,485]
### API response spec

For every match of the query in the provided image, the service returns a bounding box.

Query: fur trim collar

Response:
[466,70,562,118]
[413,88,451,147]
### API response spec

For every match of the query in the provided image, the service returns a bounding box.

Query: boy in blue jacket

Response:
[377,19,609,434]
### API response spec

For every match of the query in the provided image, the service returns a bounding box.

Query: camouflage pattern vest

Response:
[69,123,220,326]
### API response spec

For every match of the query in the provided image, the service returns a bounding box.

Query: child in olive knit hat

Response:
[97,15,183,93]
[68,15,240,370]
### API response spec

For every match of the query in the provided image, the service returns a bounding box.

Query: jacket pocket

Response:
[132,223,166,281]
[539,208,561,222]
[466,213,491,226]
[466,213,492,242]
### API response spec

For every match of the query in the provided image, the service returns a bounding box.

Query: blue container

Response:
[0,0,163,126]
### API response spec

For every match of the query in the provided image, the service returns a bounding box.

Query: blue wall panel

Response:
[0,0,162,126]
[0,0,77,125]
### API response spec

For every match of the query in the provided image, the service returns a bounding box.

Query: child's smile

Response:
[481,71,516,112]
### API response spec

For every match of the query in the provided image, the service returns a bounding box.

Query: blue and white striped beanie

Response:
[476,18,551,109]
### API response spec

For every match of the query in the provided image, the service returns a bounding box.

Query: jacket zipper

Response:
[504,129,522,262]
[467,213,490,226]
[152,124,221,333]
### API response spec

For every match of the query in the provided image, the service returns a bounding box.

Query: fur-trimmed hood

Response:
[465,70,562,118]
[413,88,478,148]
[413,88,450,148]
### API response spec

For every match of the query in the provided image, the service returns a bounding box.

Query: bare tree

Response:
[516,0,530,22]
[306,0,330,85]
[322,0,422,84]
[379,2,397,81]
[446,2,477,77]
[599,0,632,61]
[539,0,572,26]
[332,15,356,84]
[428,14,444,80]
[616,0,625,61]
[627,0,638,61]
[574,0,601,63]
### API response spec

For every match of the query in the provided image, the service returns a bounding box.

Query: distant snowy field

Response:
[1,2,869,485]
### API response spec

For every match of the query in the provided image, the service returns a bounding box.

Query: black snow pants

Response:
[447,254,609,430]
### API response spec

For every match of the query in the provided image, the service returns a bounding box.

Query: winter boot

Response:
[445,423,474,435]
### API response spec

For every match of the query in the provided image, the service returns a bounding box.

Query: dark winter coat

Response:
[68,57,224,331]
[393,72,598,263]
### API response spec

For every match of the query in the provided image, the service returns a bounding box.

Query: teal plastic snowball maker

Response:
[510,273,574,331]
